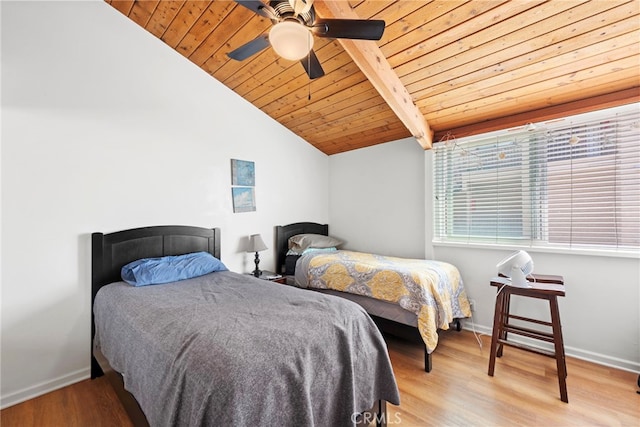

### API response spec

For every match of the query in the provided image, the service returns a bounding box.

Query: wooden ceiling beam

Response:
[313,0,433,149]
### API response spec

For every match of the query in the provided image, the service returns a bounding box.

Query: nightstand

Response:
[251,271,287,284]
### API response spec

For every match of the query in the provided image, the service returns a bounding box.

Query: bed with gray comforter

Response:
[94,270,400,426]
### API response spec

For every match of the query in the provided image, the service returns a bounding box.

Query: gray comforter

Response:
[93,270,400,426]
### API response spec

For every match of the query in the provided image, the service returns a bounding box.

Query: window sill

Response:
[431,240,640,259]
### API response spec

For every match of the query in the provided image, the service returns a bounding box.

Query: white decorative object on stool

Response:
[496,250,534,287]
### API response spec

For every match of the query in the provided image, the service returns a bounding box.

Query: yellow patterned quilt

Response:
[296,250,472,353]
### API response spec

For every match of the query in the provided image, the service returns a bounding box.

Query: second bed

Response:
[275,222,472,372]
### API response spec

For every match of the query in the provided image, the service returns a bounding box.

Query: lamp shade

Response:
[496,250,534,287]
[269,21,313,61]
[247,234,268,252]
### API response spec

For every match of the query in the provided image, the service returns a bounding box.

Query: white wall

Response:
[432,244,640,370]
[1,1,329,407]
[330,140,640,373]
[329,137,425,258]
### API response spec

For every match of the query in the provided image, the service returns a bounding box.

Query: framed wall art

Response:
[231,159,256,213]
[231,159,255,186]
[231,186,256,213]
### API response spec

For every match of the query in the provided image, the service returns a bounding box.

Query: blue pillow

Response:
[286,247,338,256]
[302,247,338,255]
[121,252,227,286]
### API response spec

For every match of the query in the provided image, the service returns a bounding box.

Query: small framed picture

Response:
[232,187,256,213]
[231,159,255,186]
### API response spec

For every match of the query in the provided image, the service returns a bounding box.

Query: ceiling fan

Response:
[227,0,385,79]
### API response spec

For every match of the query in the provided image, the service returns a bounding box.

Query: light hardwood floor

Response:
[2,330,638,426]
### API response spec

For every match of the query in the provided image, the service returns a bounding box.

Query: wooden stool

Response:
[488,274,568,403]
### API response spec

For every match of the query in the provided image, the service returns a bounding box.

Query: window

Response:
[433,104,640,253]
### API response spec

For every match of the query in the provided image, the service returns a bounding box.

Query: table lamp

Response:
[247,234,268,277]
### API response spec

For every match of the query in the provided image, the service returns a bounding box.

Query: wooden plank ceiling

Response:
[105,0,640,155]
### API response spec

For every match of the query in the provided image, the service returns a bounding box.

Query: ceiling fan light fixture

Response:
[269,21,313,61]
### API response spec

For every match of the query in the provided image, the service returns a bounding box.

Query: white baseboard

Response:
[461,321,640,374]
[0,367,90,410]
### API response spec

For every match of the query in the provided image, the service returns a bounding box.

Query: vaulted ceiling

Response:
[105,0,640,155]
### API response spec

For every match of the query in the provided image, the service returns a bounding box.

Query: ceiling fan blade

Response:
[312,19,385,41]
[300,49,325,80]
[227,35,270,61]
[233,0,277,20]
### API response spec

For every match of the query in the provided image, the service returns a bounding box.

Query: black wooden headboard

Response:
[274,222,328,275]
[91,225,220,378]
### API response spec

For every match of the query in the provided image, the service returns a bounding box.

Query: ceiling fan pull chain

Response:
[307,34,312,100]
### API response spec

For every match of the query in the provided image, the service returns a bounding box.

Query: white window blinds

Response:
[433,103,640,252]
